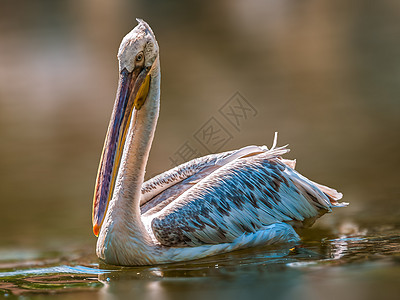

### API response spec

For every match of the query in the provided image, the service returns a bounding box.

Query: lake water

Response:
[1,226,399,299]
[0,1,399,299]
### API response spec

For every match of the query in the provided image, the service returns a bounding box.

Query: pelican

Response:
[92,20,347,266]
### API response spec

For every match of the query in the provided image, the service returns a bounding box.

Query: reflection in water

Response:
[329,221,368,260]
[98,226,400,299]
[330,237,359,260]
[0,265,106,296]
[0,265,109,278]
[97,244,304,299]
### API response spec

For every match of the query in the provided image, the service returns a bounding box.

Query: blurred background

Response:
[0,0,399,254]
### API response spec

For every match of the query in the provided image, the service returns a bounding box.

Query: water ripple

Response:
[0,265,111,278]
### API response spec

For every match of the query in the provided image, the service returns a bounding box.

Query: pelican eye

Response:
[136,52,144,62]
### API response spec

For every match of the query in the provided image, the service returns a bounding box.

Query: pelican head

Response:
[92,19,159,236]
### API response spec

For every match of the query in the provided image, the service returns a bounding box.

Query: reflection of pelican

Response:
[92,20,346,266]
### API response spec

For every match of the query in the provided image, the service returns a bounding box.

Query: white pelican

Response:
[92,20,347,266]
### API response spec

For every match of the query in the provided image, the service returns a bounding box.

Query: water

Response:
[0,1,399,299]
[1,227,399,299]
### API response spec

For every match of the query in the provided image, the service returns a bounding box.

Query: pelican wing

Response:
[140,145,271,214]
[149,146,344,247]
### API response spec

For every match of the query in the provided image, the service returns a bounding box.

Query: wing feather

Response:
[150,147,344,247]
[140,145,273,213]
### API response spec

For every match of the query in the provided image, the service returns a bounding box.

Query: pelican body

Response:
[92,20,346,266]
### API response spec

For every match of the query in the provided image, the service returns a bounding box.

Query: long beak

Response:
[92,66,151,236]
